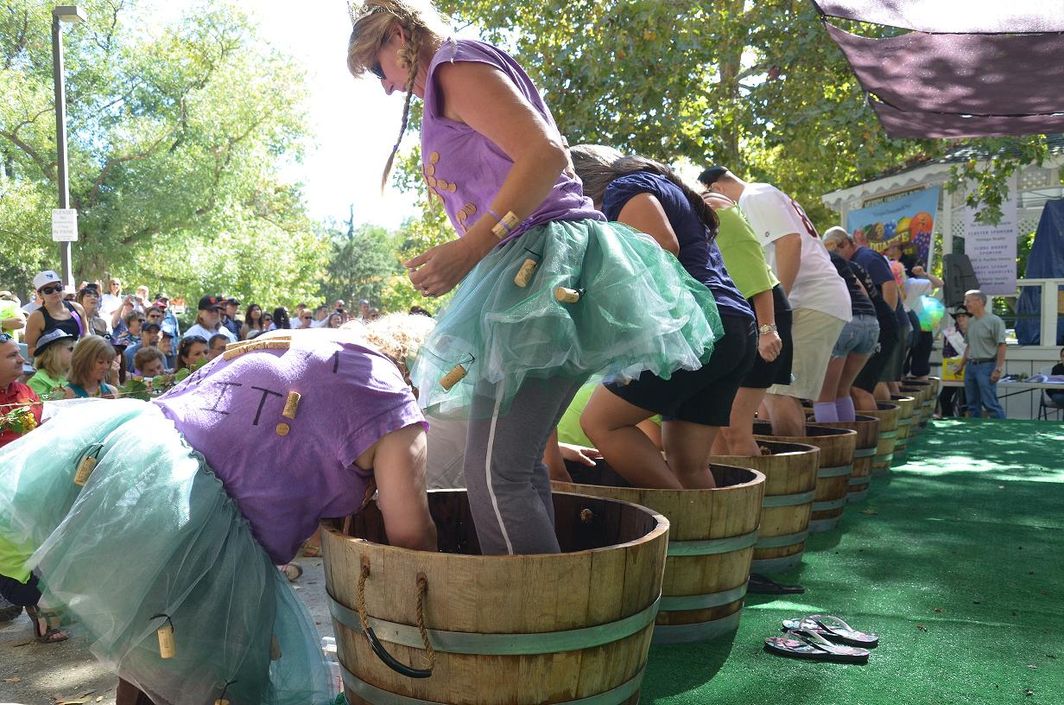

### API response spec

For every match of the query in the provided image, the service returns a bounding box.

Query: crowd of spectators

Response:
[0,270,382,404]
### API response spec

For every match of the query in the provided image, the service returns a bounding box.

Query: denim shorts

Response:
[832,314,880,357]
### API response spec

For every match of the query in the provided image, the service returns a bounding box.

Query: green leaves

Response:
[1,0,320,306]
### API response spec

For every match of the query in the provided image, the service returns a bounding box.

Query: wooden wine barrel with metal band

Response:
[322,490,669,705]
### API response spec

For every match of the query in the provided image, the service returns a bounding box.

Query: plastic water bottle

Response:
[321,636,341,695]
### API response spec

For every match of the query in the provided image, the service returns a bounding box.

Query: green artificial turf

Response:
[640,419,1064,705]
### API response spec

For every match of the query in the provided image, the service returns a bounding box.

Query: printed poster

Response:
[846,187,941,269]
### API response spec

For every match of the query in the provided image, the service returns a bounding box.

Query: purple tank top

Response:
[153,330,426,563]
[421,39,603,242]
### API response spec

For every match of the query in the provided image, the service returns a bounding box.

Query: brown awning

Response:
[871,100,1064,139]
[813,0,1064,33]
[825,23,1064,116]
[814,2,1064,139]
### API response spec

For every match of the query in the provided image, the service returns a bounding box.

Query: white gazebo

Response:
[821,139,1064,418]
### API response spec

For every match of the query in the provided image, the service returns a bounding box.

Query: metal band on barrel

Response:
[755,529,809,549]
[666,530,758,557]
[853,447,876,458]
[328,591,660,656]
[761,489,816,508]
[658,583,747,611]
[341,661,646,705]
[812,497,848,511]
[816,464,852,478]
[652,609,743,645]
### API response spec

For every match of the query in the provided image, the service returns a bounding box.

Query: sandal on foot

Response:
[781,614,879,647]
[27,607,69,644]
[280,563,303,582]
[765,628,870,664]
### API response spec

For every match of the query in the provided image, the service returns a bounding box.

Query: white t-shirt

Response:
[99,293,123,320]
[738,182,851,322]
[904,276,934,313]
[183,323,237,343]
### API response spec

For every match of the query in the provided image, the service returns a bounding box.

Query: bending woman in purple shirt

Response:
[348,1,722,554]
[0,329,435,705]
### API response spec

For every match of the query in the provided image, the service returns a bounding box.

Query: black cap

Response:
[951,305,970,317]
[225,297,240,305]
[142,322,161,333]
[698,166,728,185]
[197,294,223,310]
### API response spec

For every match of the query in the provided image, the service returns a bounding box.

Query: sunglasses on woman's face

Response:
[370,61,385,80]
[39,284,63,295]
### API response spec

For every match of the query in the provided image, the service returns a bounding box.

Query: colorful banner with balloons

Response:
[845,186,941,269]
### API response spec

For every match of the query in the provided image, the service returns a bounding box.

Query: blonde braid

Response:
[380,29,422,192]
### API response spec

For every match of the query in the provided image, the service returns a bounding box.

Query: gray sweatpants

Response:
[463,375,587,555]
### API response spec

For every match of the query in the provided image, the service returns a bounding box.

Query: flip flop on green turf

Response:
[781,614,879,647]
[764,628,870,664]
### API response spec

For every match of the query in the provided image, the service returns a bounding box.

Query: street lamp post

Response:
[51,4,86,288]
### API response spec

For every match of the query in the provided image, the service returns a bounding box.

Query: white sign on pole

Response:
[963,180,1017,296]
[51,208,79,242]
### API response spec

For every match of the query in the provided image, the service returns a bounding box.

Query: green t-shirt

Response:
[0,535,33,583]
[556,382,662,449]
[715,206,778,300]
[964,313,1007,361]
[557,383,596,447]
[27,369,68,398]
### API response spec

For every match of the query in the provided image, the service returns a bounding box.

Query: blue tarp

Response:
[1016,199,1064,345]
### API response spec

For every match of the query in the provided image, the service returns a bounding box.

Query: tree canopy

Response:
[1,0,327,304]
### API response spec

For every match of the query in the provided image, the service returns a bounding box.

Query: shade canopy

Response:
[871,100,1064,139]
[813,0,1064,33]
[814,1,1064,138]
[825,24,1064,116]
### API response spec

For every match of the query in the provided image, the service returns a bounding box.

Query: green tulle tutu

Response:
[411,219,723,417]
[0,400,331,705]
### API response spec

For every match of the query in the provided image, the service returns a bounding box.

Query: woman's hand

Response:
[758,330,782,362]
[405,238,482,297]
[559,442,602,467]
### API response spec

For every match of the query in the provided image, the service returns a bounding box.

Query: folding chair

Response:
[1038,388,1064,420]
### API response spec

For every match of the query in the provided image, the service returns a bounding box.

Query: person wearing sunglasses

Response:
[23,271,85,358]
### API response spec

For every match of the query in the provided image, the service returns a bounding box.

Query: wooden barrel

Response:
[322,490,669,705]
[863,402,900,476]
[903,380,935,427]
[814,415,879,503]
[713,441,820,575]
[753,422,857,534]
[927,376,942,397]
[555,463,764,644]
[890,395,917,461]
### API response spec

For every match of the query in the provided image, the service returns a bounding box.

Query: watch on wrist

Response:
[758,323,777,335]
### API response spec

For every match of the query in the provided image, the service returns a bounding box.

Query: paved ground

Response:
[0,557,333,705]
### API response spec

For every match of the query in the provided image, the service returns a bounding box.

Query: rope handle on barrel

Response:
[356,560,435,679]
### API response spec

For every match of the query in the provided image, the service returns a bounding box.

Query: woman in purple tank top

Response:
[348,1,723,556]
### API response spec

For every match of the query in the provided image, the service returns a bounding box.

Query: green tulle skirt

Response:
[0,399,331,705]
[411,219,723,417]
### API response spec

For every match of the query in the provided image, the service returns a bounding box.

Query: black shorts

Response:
[605,314,757,426]
[0,571,41,608]
[741,284,794,389]
[854,318,897,392]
